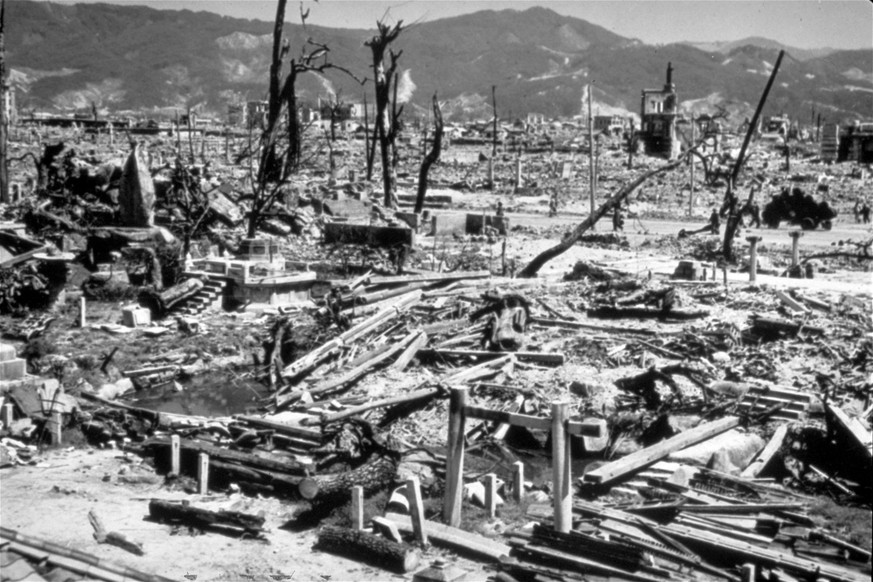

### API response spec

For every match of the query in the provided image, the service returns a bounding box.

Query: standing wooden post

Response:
[351,486,364,531]
[79,297,87,328]
[405,476,428,546]
[512,461,524,504]
[485,474,498,518]
[746,236,762,284]
[551,401,572,533]
[170,434,181,475]
[444,387,468,526]
[789,230,803,268]
[689,115,695,217]
[197,452,209,494]
[1,402,13,427]
[51,411,62,445]
[741,563,755,582]
[627,118,635,170]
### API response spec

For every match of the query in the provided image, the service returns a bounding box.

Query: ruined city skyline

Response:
[28,0,873,50]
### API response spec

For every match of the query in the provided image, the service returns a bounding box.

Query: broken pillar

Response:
[746,236,762,284]
[0,343,26,383]
[118,144,156,227]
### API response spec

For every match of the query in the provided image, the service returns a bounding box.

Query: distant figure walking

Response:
[854,199,862,223]
[862,202,871,224]
[612,205,625,232]
[709,208,720,235]
[496,201,505,217]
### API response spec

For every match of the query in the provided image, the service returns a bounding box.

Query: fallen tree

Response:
[519,157,687,277]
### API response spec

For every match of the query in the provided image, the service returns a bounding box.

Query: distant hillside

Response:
[6,2,871,125]
[683,37,838,62]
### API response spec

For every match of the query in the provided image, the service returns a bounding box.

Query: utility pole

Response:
[587,84,595,218]
[490,85,497,191]
[689,114,695,217]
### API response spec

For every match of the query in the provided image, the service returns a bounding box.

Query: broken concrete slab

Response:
[323,222,415,248]
[118,144,155,227]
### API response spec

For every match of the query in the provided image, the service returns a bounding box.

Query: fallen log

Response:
[143,437,309,476]
[582,416,741,486]
[519,157,687,277]
[383,512,510,562]
[234,415,322,442]
[751,315,825,337]
[147,500,266,536]
[316,525,419,573]
[299,450,398,503]
[587,306,709,321]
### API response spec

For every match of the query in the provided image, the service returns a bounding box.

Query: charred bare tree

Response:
[365,20,404,208]
[249,0,359,237]
[0,0,8,204]
[413,93,443,214]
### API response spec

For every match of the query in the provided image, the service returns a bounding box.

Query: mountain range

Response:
[5,2,872,125]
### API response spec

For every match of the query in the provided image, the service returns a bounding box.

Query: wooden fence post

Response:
[485,473,498,518]
[198,452,209,494]
[170,435,181,475]
[551,401,571,533]
[351,486,364,530]
[512,461,524,504]
[406,476,428,546]
[444,387,468,527]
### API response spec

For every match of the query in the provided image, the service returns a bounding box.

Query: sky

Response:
[31,0,873,50]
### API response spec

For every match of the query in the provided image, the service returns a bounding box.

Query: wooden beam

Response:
[740,424,789,478]
[583,417,741,485]
[464,405,550,430]
[368,270,490,286]
[351,486,364,531]
[551,401,572,533]
[444,387,467,527]
[826,402,873,460]
[420,348,564,366]
[406,477,428,546]
[389,330,428,371]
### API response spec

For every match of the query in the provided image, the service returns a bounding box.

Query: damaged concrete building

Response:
[639,62,680,159]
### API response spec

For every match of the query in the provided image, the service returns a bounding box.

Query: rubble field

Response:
[1,120,871,582]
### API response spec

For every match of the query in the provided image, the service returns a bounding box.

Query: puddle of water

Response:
[131,371,270,417]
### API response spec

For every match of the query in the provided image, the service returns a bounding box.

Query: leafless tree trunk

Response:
[366,21,404,208]
[519,157,686,278]
[0,0,9,204]
[414,93,443,215]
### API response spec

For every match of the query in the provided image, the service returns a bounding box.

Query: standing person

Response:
[496,201,505,217]
[854,199,862,223]
[862,202,871,224]
[709,208,720,235]
[612,204,625,232]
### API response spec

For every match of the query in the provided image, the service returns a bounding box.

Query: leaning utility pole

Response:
[0,0,8,204]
